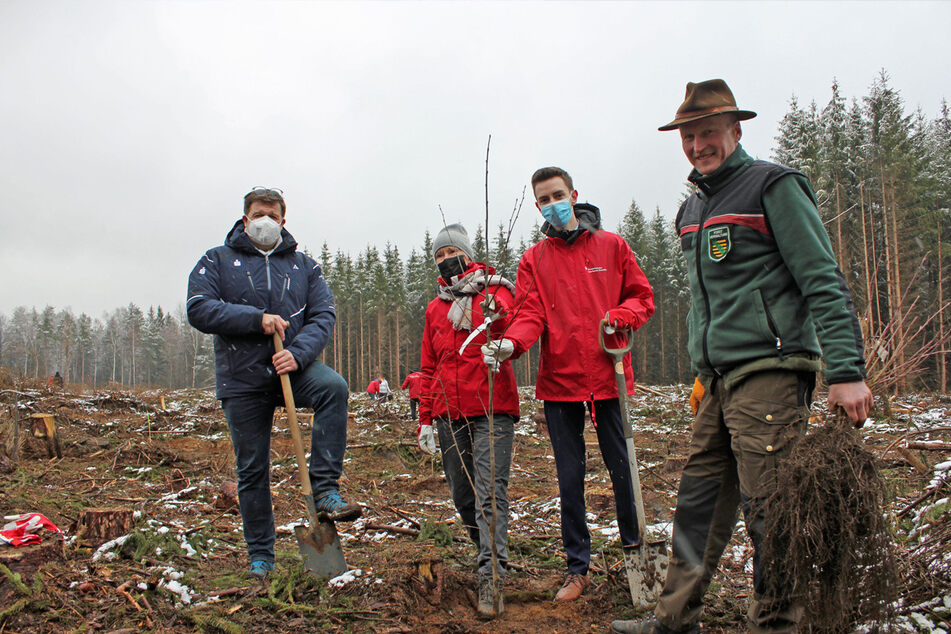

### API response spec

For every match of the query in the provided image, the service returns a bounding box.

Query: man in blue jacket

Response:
[187,186,361,580]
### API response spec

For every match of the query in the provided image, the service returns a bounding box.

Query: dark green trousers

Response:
[655,370,813,633]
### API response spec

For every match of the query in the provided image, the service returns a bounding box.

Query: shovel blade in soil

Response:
[294,519,348,579]
[623,540,668,608]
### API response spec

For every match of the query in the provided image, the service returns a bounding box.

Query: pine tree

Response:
[818,79,853,274]
[492,222,516,278]
[36,306,56,378]
[618,200,650,376]
[471,223,488,264]
[58,309,75,383]
[123,303,145,385]
[383,243,406,379]
[618,199,649,260]
[75,313,93,385]
[773,96,821,181]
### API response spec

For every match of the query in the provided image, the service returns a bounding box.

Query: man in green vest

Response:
[611,79,873,633]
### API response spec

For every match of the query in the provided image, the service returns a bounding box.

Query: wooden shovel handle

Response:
[273,333,312,497]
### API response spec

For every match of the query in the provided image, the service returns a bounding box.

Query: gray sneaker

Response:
[477,575,504,619]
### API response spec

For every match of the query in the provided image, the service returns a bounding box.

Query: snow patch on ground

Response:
[328,568,363,588]
[91,534,131,561]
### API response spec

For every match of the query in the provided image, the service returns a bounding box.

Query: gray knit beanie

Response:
[432,223,475,262]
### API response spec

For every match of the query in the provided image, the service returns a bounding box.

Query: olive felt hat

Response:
[658,79,757,131]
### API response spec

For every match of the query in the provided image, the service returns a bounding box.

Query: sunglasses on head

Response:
[245,186,284,199]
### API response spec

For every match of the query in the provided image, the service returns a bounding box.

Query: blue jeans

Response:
[544,399,638,575]
[221,360,350,564]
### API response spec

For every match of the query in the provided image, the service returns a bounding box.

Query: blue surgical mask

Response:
[541,200,573,228]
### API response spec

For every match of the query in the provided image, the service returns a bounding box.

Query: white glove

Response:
[417,424,437,455]
[481,338,515,372]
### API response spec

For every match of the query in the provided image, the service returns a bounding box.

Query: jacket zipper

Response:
[694,194,719,376]
[279,274,289,303]
[264,254,272,292]
[761,298,785,360]
[246,272,256,293]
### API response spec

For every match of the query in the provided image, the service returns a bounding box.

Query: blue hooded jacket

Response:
[186,219,337,398]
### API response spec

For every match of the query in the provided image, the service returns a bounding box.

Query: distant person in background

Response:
[47,371,63,391]
[378,375,391,401]
[187,186,362,582]
[401,368,425,419]
[417,223,519,619]
[366,377,381,400]
[611,79,871,634]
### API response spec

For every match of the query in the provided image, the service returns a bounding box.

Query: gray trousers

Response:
[436,414,515,578]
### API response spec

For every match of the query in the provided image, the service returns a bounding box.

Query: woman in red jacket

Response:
[417,223,519,620]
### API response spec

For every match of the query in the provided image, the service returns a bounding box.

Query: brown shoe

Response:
[554,573,590,602]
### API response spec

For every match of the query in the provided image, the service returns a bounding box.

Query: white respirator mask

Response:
[246,216,282,248]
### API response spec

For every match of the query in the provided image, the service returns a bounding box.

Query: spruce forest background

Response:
[2,72,949,395]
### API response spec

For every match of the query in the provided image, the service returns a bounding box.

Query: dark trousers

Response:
[221,360,350,564]
[656,370,812,633]
[544,399,638,575]
[409,398,419,420]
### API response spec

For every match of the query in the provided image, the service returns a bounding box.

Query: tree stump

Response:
[29,414,62,459]
[0,537,65,604]
[76,508,134,546]
[163,468,189,493]
[410,559,445,606]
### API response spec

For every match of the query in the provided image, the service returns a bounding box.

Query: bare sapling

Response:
[863,255,951,397]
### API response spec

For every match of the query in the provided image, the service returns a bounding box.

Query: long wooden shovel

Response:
[598,321,668,608]
[273,333,348,579]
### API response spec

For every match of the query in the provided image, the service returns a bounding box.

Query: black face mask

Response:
[437,255,468,282]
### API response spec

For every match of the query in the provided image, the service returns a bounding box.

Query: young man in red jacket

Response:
[483,167,655,602]
[417,223,519,619]
[401,369,424,420]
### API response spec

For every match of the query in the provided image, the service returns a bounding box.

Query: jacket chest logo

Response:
[233,259,242,267]
[707,226,731,262]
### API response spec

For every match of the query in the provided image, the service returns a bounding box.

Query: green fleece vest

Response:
[677,149,865,386]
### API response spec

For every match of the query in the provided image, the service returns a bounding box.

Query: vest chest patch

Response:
[707,226,731,262]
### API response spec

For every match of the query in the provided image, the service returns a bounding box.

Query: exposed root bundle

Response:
[762,415,898,632]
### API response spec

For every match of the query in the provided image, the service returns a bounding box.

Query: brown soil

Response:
[0,379,948,633]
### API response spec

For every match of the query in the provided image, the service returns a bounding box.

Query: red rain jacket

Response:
[366,379,380,395]
[419,263,520,426]
[401,372,425,399]
[506,206,654,401]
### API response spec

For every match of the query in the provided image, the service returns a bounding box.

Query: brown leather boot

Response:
[553,573,590,602]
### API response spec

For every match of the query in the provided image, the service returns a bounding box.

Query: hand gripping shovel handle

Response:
[273,333,319,529]
[598,320,647,544]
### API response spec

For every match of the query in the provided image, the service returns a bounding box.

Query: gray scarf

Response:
[437,268,515,331]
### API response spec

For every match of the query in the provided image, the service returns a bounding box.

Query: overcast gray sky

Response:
[2,1,948,318]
